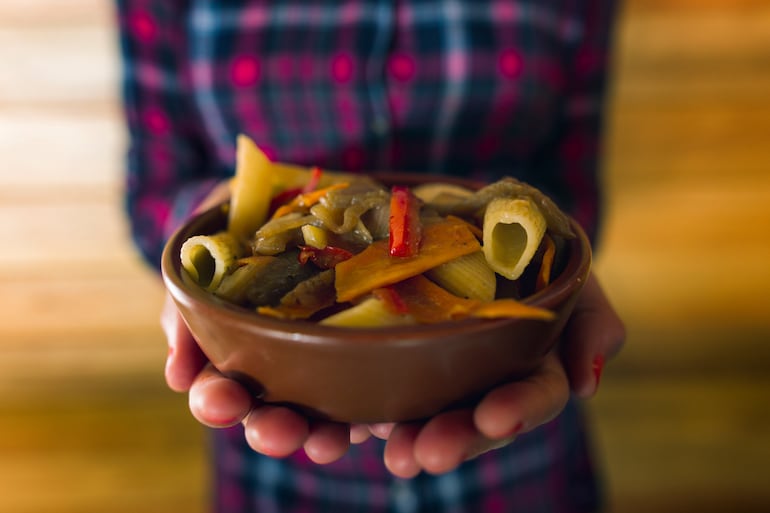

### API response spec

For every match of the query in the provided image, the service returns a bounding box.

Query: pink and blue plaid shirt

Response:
[117,0,616,511]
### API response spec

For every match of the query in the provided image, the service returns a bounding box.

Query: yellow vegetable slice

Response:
[334,217,481,302]
[301,224,329,249]
[320,297,415,327]
[228,134,274,241]
[483,197,546,280]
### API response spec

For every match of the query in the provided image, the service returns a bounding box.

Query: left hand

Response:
[371,271,626,477]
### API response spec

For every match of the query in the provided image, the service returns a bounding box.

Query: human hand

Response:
[162,179,357,463]
[370,272,625,478]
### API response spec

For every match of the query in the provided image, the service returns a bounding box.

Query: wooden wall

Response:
[1,1,768,512]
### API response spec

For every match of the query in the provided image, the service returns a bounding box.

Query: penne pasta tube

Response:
[180,231,242,291]
[425,251,496,302]
[228,134,274,241]
[482,197,546,280]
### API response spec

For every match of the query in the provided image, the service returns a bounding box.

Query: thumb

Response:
[161,293,208,392]
[561,273,625,398]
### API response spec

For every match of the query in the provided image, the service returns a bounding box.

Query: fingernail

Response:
[502,421,523,438]
[592,354,605,390]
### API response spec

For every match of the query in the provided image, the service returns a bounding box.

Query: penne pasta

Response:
[180,231,242,291]
[228,134,275,241]
[482,197,546,280]
[425,251,496,302]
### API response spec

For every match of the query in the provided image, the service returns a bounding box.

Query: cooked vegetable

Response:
[334,217,481,302]
[389,185,422,257]
[320,296,415,327]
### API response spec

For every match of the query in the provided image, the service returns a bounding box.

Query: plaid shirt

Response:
[117,0,616,511]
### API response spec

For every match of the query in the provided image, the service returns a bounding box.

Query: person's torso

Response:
[185,0,583,184]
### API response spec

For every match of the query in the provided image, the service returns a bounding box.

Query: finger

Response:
[350,424,372,444]
[161,294,208,392]
[188,363,253,428]
[562,273,626,398]
[474,350,569,440]
[368,422,395,440]
[412,409,480,475]
[243,405,310,458]
[383,423,423,478]
[303,422,351,464]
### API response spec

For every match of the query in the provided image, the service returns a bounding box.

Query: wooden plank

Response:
[590,374,770,513]
[0,110,123,191]
[0,26,118,106]
[0,381,208,513]
[0,0,113,27]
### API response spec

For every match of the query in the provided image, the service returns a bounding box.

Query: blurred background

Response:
[1,0,769,512]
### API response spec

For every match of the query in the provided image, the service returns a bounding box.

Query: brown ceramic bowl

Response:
[161,173,591,423]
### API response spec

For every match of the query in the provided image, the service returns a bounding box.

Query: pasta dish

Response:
[179,135,575,328]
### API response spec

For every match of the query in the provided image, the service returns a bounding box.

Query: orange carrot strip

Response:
[446,215,483,240]
[272,182,349,218]
[535,235,556,290]
[391,275,470,323]
[334,217,481,302]
[392,275,555,323]
[464,298,556,321]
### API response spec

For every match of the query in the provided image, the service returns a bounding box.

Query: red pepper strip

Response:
[267,167,327,216]
[535,235,556,291]
[269,187,302,215]
[389,185,422,257]
[298,245,354,269]
[372,287,409,315]
[301,166,323,193]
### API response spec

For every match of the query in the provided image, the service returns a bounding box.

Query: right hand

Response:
[161,293,358,463]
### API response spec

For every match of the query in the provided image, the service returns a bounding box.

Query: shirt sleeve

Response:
[116,0,222,270]
[531,0,619,246]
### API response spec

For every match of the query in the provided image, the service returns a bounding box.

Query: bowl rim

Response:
[161,175,592,347]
